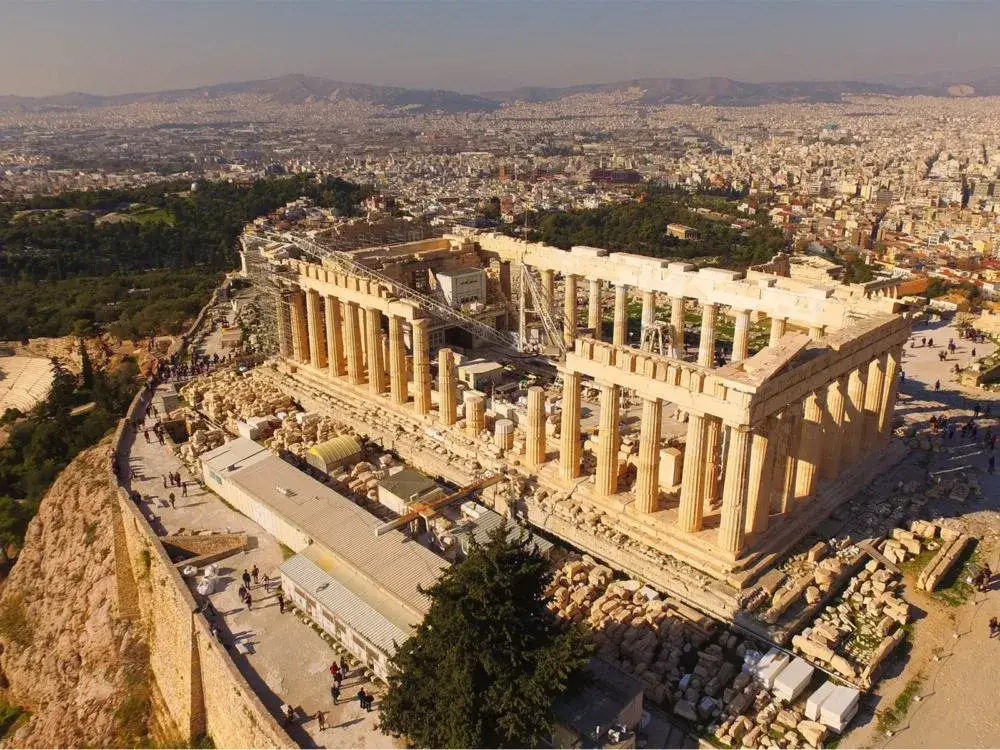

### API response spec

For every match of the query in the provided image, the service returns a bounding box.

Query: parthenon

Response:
[243,227,909,606]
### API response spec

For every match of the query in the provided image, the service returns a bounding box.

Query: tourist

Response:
[334,670,343,688]
[357,688,367,708]
[990,617,999,638]
[330,662,339,678]
[242,569,252,589]
[972,348,977,358]
[182,481,188,497]
[238,584,247,600]
[244,592,253,611]
[934,380,941,391]
[261,573,270,591]
[143,429,150,443]
[284,705,295,726]
[252,564,259,585]
[277,592,285,613]
[331,684,340,705]
[316,710,327,731]
[168,493,175,509]
[340,657,349,675]
[162,475,167,488]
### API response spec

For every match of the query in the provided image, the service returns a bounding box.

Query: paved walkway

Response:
[122,385,393,749]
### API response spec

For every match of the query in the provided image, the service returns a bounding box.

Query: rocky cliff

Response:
[0,438,149,748]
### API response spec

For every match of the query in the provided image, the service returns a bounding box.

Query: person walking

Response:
[330,662,339,679]
[316,710,327,731]
[261,573,270,591]
[251,565,259,585]
[244,592,253,611]
[357,688,367,708]
[331,684,340,705]
[168,492,176,509]
[242,569,252,589]
[277,592,285,613]
[339,657,349,676]
[182,481,188,497]
[334,670,343,689]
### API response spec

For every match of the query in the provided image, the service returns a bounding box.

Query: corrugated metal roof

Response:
[455,507,554,555]
[280,552,410,655]
[306,436,362,470]
[200,437,270,475]
[228,455,448,616]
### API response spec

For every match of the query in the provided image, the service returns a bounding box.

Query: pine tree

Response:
[378,528,591,748]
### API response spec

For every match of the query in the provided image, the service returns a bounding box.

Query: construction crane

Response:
[374,471,504,536]
[518,264,568,355]
[257,230,518,351]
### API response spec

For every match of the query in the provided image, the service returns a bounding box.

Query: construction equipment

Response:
[639,321,669,356]
[374,471,504,536]
[258,231,518,351]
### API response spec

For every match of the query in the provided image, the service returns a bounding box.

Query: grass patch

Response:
[127,207,176,226]
[876,674,923,735]
[0,594,33,646]
[0,701,28,740]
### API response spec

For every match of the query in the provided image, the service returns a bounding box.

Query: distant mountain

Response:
[0,74,500,114]
[3,72,999,115]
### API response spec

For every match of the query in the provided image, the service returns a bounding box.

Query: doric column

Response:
[540,268,554,305]
[821,375,848,479]
[594,381,621,497]
[771,405,802,515]
[325,295,346,377]
[678,412,708,533]
[879,345,903,438]
[358,304,368,368]
[718,424,752,555]
[794,390,825,500]
[525,386,546,469]
[698,302,718,368]
[634,395,662,514]
[670,296,685,358]
[563,273,578,348]
[843,365,868,464]
[465,393,485,437]
[559,369,582,481]
[588,279,602,336]
[344,301,364,385]
[438,348,457,426]
[864,354,887,441]
[769,317,787,347]
[809,325,826,339]
[277,294,292,358]
[306,289,326,368]
[732,308,751,362]
[613,284,628,346]
[702,416,722,509]
[641,290,656,332]
[388,315,408,406]
[411,318,431,415]
[290,291,309,363]
[744,420,775,535]
[365,307,386,394]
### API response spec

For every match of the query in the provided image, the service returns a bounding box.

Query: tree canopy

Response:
[378,528,592,748]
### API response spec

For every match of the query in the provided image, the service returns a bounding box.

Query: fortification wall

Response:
[108,289,294,749]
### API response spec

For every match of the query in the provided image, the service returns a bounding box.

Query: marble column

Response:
[821,375,848,479]
[594,381,621,497]
[559,369,582,481]
[388,315,408,406]
[718,424,752,555]
[864,354,887,441]
[365,307,386,395]
[305,290,325,368]
[277,294,292,358]
[732,308,751,362]
[770,406,801,515]
[769,317,787,347]
[525,386,546,469]
[670,296,685,358]
[809,325,826,339]
[702,416,722,509]
[879,345,903,437]
[843,365,868,464]
[343,301,364,385]
[744,421,775,535]
[466,394,485,437]
[794,390,825,500]
[698,302,718,368]
[588,279,602,337]
[290,291,309,363]
[325,295,346,377]
[563,273,578,348]
[411,318,431,416]
[678,412,708,533]
[438,348,457,426]
[641,290,656,332]
[540,268,554,305]
[613,284,628,347]
[634,395,662,514]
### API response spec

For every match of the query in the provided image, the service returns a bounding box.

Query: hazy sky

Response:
[2,1,998,96]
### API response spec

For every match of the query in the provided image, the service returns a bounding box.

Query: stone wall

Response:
[108,296,294,748]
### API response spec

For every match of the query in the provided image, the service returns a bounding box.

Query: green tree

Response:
[378,528,592,748]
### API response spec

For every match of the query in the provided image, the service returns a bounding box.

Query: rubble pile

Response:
[179,369,295,423]
[266,412,358,458]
